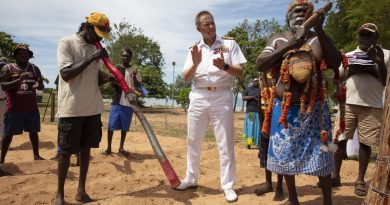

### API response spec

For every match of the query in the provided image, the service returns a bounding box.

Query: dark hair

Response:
[122,48,133,58]
[77,22,94,33]
[13,48,33,58]
[195,11,213,27]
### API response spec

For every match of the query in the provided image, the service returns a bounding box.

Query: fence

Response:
[39,92,247,142]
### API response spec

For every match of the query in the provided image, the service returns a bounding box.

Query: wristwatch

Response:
[223,63,230,70]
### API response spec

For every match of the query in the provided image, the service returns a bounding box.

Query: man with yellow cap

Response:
[54,12,111,205]
[256,0,341,204]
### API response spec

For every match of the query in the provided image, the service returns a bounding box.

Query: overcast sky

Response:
[0,0,322,87]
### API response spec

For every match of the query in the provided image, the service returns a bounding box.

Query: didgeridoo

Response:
[294,2,333,40]
[95,42,181,188]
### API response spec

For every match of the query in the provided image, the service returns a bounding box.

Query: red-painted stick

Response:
[95,42,140,96]
[95,42,181,188]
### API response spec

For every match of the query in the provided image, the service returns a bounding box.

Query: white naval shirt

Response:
[183,35,247,88]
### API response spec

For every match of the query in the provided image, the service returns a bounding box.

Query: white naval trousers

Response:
[184,88,236,190]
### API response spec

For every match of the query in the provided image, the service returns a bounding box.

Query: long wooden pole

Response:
[363,62,390,204]
[95,42,180,188]
[42,88,53,122]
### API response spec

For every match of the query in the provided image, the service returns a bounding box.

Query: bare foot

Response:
[254,185,273,196]
[102,150,112,156]
[354,181,367,197]
[273,188,285,201]
[34,155,45,160]
[75,191,93,203]
[53,194,65,205]
[118,148,129,157]
[50,153,60,161]
[281,200,300,205]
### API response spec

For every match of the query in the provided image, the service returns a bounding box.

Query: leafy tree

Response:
[224,19,285,111]
[174,74,192,89]
[0,31,18,60]
[225,19,285,86]
[103,20,167,99]
[325,0,390,51]
[139,65,167,98]
[0,31,52,89]
[176,87,191,112]
[172,75,191,111]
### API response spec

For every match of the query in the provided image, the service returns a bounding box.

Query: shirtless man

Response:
[256,1,341,204]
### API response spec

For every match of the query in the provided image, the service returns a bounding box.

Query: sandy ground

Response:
[0,119,372,205]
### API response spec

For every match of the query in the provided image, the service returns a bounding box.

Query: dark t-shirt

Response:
[3,63,41,112]
[243,85,259,113]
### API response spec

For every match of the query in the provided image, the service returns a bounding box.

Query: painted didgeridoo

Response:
[294,2,333,40]
[95,42,181,188]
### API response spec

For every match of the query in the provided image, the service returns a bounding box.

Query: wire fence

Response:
[38,91,380,158]
[39,92,247,143]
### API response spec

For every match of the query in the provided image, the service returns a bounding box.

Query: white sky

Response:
[0,0,315,87]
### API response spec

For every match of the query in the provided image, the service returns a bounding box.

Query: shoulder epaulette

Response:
[222,36,235,40]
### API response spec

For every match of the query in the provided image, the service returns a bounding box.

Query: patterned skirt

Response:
[266,99,334,176]
[243,112,260,147]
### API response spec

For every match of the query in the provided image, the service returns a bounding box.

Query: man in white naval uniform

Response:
[175,10,246,203]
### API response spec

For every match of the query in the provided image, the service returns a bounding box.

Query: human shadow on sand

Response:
[47,167,78,180]
[95,152,156,175]
[10,140,55,151]
[235,182,286,199]
[0,163,22,176]
[93,183,221,205]
[122,152,156,162]
[299,195,364,205]
[101,151,156,162]
[109,160,135,175]
[290,183,364,205]
[232,181,365,205]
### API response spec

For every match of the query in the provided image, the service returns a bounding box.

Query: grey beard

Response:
[289,23,299,34]
[288,17,304,33]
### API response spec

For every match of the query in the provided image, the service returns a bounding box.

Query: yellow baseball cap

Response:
[85,12,111,39]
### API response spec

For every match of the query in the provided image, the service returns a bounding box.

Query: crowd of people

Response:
[0,0,389,204]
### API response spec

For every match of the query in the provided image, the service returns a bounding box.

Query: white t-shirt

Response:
[340,47,389,108]
[56,34,104,117]
[183,35,247,88]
